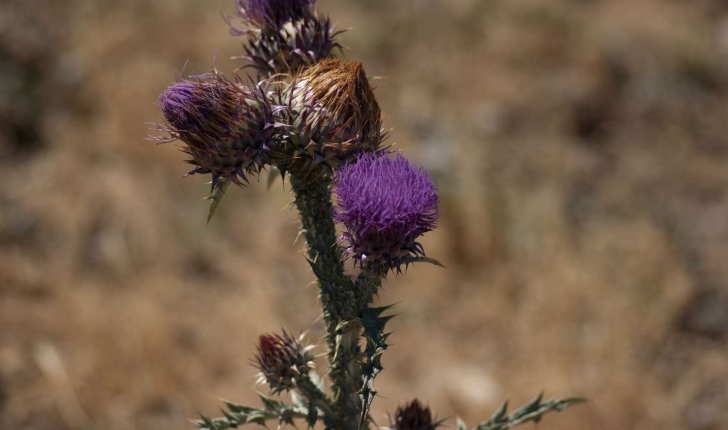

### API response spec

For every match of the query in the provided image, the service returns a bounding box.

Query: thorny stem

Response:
[355,268,383,310]
[289,172,362,430]
[294,375,338,427]
[353,268,385,429]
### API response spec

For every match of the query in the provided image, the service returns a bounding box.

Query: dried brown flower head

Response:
[295,59,381,145]
[275,59,384,175]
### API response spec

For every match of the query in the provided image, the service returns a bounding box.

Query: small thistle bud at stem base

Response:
[254,331,314,394]
[390,400,441,430]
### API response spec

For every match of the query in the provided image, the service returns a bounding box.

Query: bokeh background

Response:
[3,0,728,429]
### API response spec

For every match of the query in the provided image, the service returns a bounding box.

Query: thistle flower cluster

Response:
[149,1,581,429]
[230,0,341,76]
[154,61,384,193]
[333,152,439,272]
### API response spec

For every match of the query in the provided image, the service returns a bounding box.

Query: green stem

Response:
[354,270,385,429]
[294,375,338,428]
[289,173,362,430]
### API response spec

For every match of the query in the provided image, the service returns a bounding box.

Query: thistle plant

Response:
[149,1,584,429]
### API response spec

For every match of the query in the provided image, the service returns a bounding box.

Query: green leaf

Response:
[490,399,509,423]
[456,418,468,430]
[223,401,257,415]
[356,304,396,430]
[474,394,585,430]
[290,391,306,410]
[267,166,281,190]
[306,258,348,286]
[511,392,542,418]
[306,403,318,428]
[400,255,446,268]
[206,177,231,224]
[258,394,284,412]
[246,412,267,426]
[220,408,237,425]
[199,414,214,427]
[555,397,587,411]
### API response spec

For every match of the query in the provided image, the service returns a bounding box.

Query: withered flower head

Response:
[390,400,441,430]
[155,72,278,190]
[254,330,314,393]
[277,59,383,175]
[294,59,381,145]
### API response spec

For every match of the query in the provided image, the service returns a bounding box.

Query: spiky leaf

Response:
[473,395,586,430]
[207,177,231,224]
[357,304,396,429]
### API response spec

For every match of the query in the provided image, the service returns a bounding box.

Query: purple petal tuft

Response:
[333,152,439,271]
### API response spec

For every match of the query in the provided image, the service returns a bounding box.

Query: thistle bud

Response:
[230,0,341,76]
[333,152,439,272]
[155,72,277,190]
[390,400,441,430]
[254,331,314,393]
[277,59,383,175]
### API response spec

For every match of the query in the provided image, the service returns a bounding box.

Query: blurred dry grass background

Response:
[2,0,728,429]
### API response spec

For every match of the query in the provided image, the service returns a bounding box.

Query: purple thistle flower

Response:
[153,71,280,191]
[333,152,439,272]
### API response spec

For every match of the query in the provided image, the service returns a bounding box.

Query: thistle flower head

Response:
[154,72,279,189]
[254,330,314,393]
[230,0,341,77]
[390,400,441,430]
[234,0,315,29]
[274,60,383,175]
[294,59,381,145]
[333,152,439,272]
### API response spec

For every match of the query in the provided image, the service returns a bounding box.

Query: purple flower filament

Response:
[333,152,439,271]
